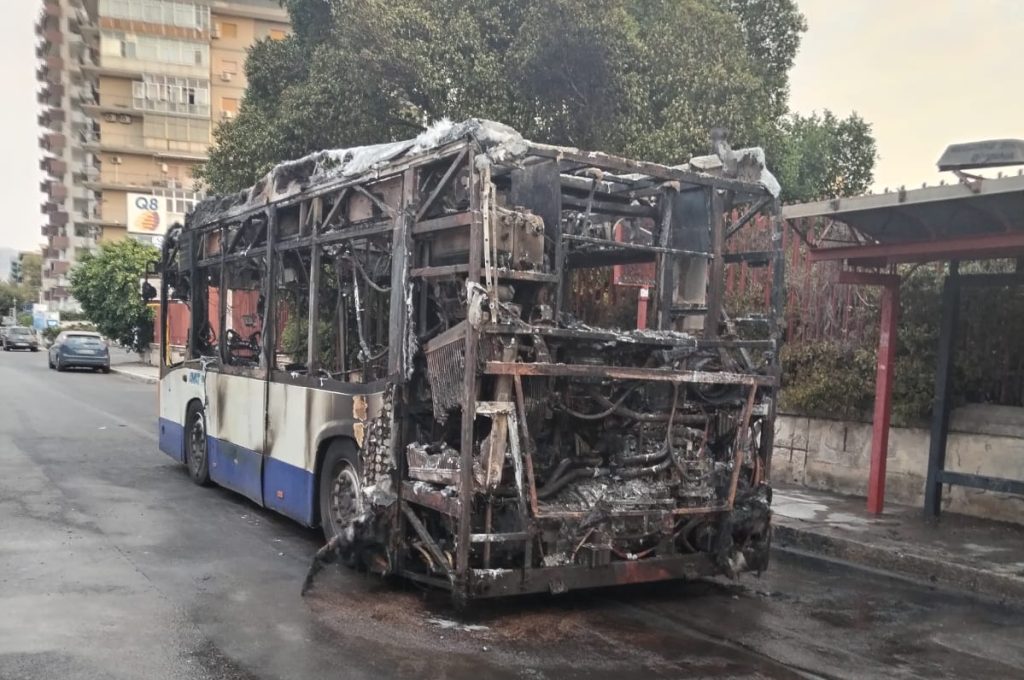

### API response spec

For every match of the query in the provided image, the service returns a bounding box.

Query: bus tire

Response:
[185,403,211,486]
[318,439,363,545]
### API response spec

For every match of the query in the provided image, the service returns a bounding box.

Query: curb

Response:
[110,366,158,385]
[774,522,1024,604]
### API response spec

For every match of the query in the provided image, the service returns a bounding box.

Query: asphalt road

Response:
[2,349,1023,680]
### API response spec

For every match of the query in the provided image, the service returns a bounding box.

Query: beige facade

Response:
[36,0,289,310]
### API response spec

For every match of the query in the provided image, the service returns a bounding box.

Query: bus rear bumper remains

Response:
[465,555,720,599]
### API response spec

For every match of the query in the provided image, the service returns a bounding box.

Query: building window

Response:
[132,75,210,117]
[221,97,239,115]
[104,31,209,68]
[220,22,238,38]
[99,0,210,31]
[221,59,238,74]
[151,188,202,222]
[269,29,287,41]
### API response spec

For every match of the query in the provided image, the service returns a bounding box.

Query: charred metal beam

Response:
[565,249,655,268]
[456,151,483,599]
[561,195,658,218]
[353,185,396,219]
[412,211,472,236]
[416,147,468,221]
[526,143,772,196]
[401,481,460,516]
[400,501,453,579]
[484,362,776,386]
[704,190,726,339]
[563,234,708,257]
[388,169,414,377]
[725,196,771,240]
[470,532,530,543]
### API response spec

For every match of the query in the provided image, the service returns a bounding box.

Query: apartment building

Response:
[36,0,289,310]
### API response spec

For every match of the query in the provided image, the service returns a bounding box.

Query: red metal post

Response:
[868,281,899,514]
[838,270,900,514]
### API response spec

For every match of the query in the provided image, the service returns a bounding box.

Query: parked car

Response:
[2,326,40,352]
[48,331,110,372]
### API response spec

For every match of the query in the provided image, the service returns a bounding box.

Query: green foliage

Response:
[781,261,1024,427]
[69,239,158,352]
[280,313,336,368]
[42,322,96,345]
[19,252,43,292]
[780,340,877,420]
[197,0,866,198]
[773,110,877,203]
[0,282,35,316]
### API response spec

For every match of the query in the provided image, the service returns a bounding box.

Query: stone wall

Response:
[773,404,1024,525]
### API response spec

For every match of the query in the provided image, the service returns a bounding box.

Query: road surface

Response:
[1,349,1022,680]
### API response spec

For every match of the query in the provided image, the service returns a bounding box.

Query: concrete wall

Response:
[773,405,1024,525]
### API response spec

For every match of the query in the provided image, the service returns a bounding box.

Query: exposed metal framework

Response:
[159,121,783,602]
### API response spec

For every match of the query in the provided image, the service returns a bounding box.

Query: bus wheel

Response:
[319,440,363,545]
[185,404,211,486]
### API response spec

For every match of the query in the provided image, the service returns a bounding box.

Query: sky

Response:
[788,0,1024,193]
[3,0,1022,252]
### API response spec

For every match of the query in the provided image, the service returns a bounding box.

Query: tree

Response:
[0,282,29,317]
[197,0,874,205]
[197,0,822,194]
[19,253,42,294]
[69,239,158,353]
[773,110,877,203]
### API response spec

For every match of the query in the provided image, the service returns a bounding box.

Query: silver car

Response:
[2,326,40,352]
[48,331,110,372]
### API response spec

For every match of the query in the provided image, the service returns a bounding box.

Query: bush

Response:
[780,340,876,421]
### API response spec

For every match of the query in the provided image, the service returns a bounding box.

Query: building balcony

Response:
[72,166,100,185]
[40,180,68,201]
[36,26,62,46]
[40,157,67,178]
[37,84,64,106]
[48,212,69,228]
[88,130,210,161]
[70,85,99,105]
[43,285,72,301]
[42,0,62,19]
[36,55,64,83]
[48,261,72,277]
[85,169,199,193]
[41,201,57,215]
[42,247,60,259]
[69,49,97,72]
[85,93,211,120]
[68,4,93,31]
[35,13,60,37]
[51,234,70,250]
[38,106,66,129]
[39,132,66,153]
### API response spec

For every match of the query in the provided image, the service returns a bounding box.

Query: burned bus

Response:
[154,119,783,603]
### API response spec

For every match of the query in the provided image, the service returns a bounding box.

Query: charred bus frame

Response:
[157,121,784,603]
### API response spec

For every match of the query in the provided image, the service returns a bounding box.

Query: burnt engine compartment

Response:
[398,171,776,582]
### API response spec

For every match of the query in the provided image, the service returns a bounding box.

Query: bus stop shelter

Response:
[783,160,1024,517]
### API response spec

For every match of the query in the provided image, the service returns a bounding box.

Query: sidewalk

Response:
[773,484,1024,603]
[109,361,158,384]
